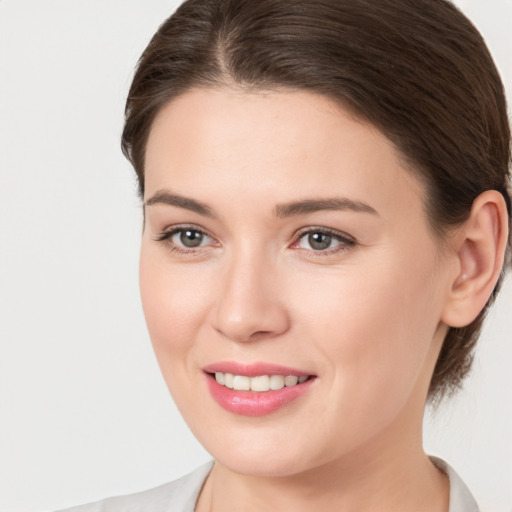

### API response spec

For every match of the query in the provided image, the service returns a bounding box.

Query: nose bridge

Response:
[212,241,289,343]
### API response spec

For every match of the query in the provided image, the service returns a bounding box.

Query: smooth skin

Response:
[140,88,508,512]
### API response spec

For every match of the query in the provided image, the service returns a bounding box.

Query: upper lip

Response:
[202,361,314,377]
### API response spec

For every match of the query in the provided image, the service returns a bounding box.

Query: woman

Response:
[61,0,511,510]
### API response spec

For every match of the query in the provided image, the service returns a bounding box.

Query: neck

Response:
[197,423,449,512]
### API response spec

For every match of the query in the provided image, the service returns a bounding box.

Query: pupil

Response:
[309,232,331,250]
[180,230,203,247]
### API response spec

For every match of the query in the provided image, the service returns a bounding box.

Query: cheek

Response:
[139,246,211,359]
[294,250,443,412]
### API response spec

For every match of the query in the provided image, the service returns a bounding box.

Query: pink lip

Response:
[202,361,313,377]
[203,361,316,417]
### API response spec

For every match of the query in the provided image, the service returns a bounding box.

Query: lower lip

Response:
[205,374,316,416]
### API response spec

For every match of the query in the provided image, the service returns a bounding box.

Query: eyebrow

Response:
[145,190,379,219]
[273,197,379,218]
[145,190,215,218]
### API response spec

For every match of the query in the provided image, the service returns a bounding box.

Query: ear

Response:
[442,190,509,328]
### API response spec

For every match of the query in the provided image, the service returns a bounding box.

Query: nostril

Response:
[247,330,274,342]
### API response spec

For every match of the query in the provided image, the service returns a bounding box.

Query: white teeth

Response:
[284,375,298,387]
[224,373,234,389]
[270,375,285,390]
[250,375,270,391]
[213,372,309,392]
[233,375,250,391]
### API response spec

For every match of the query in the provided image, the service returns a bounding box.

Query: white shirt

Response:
[57,458,479,512]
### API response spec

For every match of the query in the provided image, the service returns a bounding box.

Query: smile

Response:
[203,364,317,416]
[214,372,309,391]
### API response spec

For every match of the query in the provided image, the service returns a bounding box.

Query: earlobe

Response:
[442,190,509,328]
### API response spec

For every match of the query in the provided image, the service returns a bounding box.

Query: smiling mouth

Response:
[204,367,317,416]
[209,372,312,392]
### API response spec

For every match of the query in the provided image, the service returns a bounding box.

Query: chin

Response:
[189,419,333,478]
[214,448,317,478]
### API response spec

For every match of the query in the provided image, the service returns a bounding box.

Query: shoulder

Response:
[56,461,214,512]
[430,456,480,512]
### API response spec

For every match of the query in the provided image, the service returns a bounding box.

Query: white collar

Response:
[430,456,480,512]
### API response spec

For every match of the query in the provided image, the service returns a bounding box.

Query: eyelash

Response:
[293,227,356,256]
[154,224,215,255]
[154,225,356,256]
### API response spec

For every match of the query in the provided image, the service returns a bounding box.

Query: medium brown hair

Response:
[121,0,511,400]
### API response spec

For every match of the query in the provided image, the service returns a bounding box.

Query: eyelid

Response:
[294,226,355,242]
[155,224,206,240]
[290,226,357,253]
[154,224,219,249]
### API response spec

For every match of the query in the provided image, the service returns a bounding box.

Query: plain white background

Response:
[0,1,511,511]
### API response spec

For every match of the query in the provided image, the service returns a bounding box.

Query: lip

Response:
[202,361,313,377]
[203,361,317,417]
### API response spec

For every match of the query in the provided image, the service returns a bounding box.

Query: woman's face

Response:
[141,88,454,476]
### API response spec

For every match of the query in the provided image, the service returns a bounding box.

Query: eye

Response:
[302,232,334,251]
[172,228,209,248]
[155,225,216,252]
[294,228,355,253]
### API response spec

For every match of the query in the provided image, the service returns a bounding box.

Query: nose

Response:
[211,248,290,343]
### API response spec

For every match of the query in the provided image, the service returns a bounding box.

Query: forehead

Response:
[144,87,426,219]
